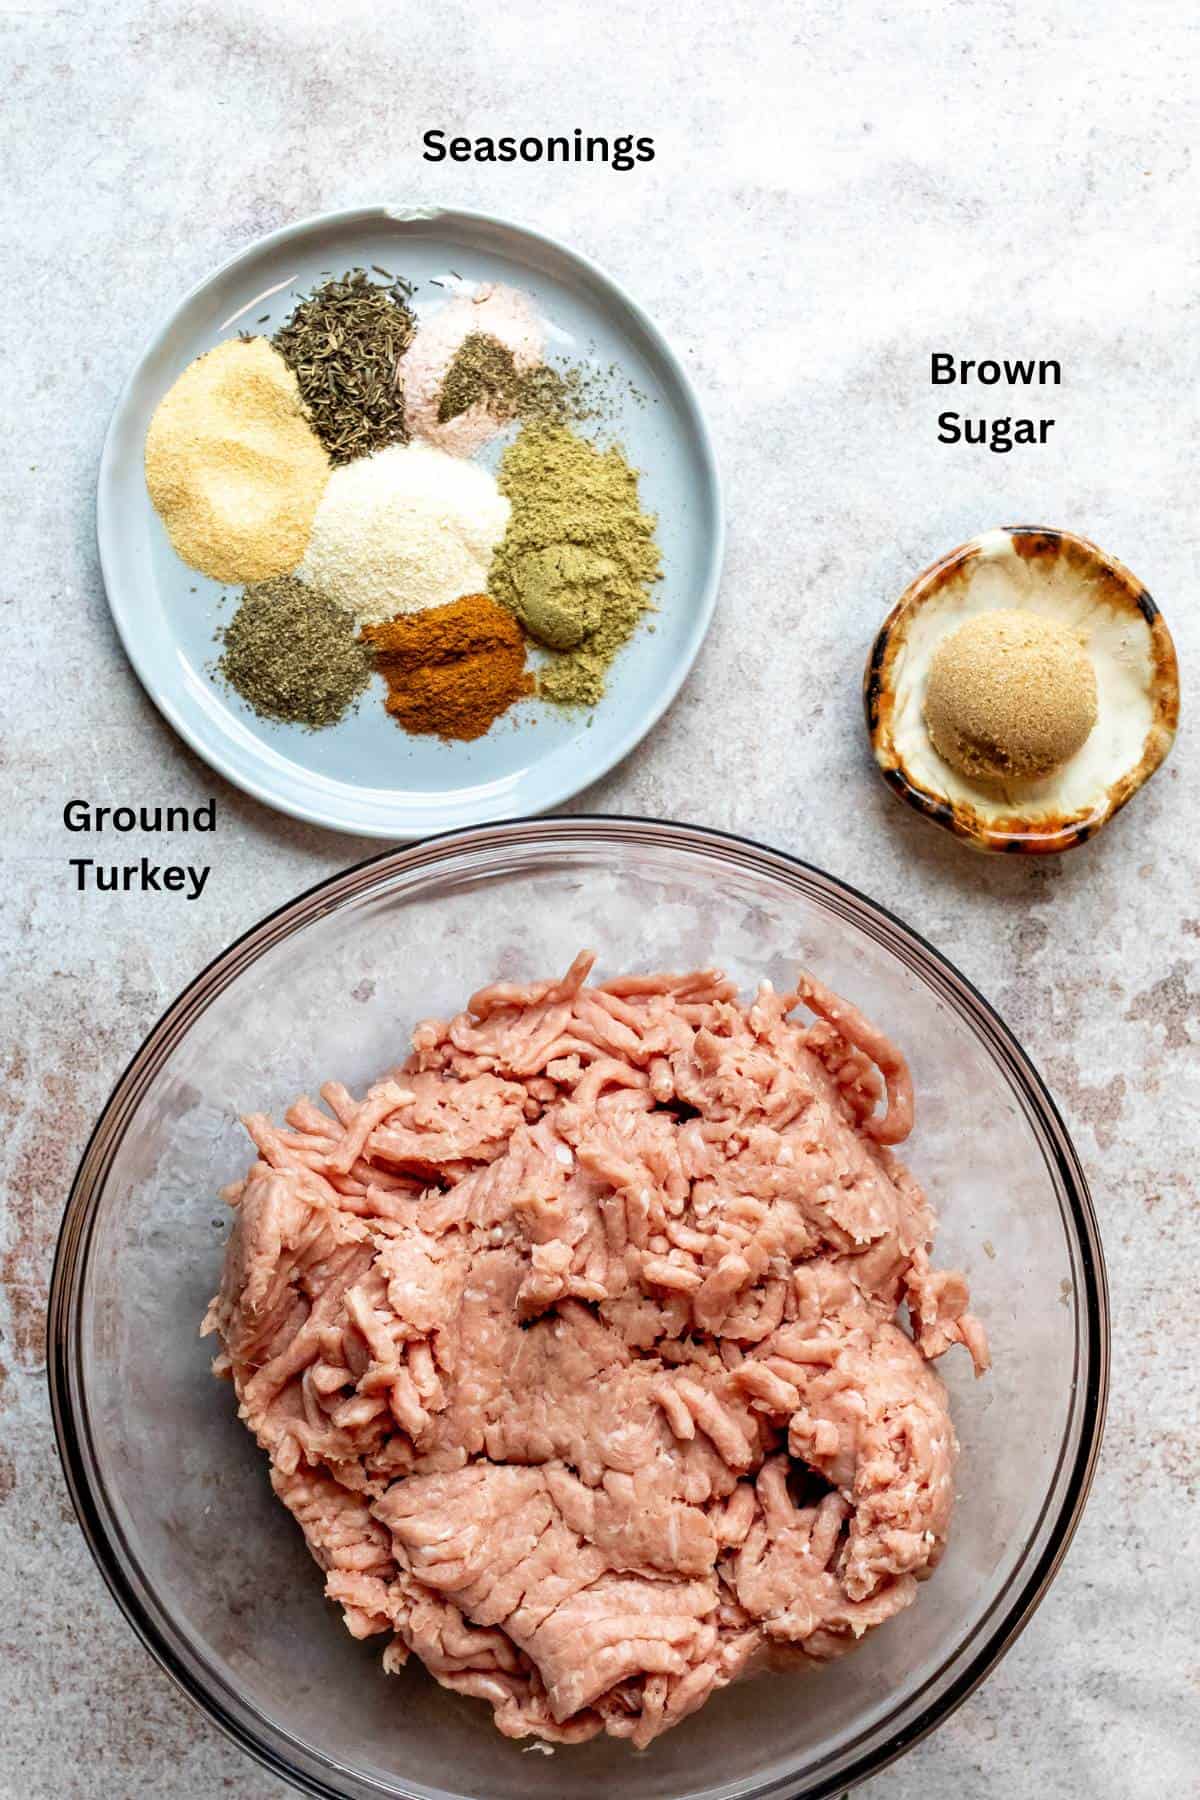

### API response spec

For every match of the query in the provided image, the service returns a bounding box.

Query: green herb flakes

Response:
[438,333,519,423]
[219,576,371,729]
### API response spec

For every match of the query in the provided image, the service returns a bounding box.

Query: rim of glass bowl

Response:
[48,816,1110,1800]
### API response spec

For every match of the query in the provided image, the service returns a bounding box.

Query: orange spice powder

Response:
[361,593,534,741]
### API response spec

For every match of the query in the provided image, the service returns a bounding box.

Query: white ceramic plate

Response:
[97,205,724,838]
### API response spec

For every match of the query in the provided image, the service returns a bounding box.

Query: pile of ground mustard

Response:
[490,424,660,708]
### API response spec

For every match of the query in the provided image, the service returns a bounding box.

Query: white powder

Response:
[299,442,510,625]
[402,284,544,459]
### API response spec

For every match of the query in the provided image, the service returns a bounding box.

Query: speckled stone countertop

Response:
[2,2,1197,1795]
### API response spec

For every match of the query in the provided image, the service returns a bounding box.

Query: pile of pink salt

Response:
[401,284,544,458]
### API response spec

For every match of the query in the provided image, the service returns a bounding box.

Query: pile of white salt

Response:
[299,441,510,627]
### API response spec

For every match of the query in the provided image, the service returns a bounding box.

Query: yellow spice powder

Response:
[144,336,330,584]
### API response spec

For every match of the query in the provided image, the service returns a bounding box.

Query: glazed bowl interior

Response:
[50,819,1106,1800]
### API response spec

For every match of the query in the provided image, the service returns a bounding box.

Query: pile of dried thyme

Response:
[273,269,416,464]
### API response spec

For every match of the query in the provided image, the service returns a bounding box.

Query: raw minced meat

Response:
[203,952,987,1748]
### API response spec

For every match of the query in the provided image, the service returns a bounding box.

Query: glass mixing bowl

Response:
[49,819,1108,1800]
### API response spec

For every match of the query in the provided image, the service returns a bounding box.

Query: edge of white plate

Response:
[96,203,725,838]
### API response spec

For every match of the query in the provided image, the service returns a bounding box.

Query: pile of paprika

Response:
[361,593,534,741]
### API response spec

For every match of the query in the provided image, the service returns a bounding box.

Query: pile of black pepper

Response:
[219,576,371,729]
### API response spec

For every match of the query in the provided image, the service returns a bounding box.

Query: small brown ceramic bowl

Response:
[864,526,1180,854]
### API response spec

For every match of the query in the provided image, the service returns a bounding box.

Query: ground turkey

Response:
[204,951,987,1748]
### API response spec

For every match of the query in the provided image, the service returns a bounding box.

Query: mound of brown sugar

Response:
[924,608,1097,782]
